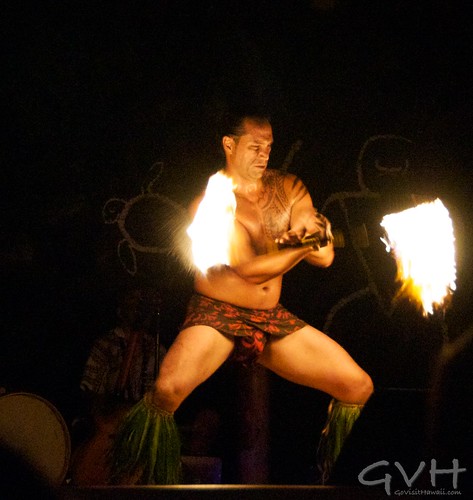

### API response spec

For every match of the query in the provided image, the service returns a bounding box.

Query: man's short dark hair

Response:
[219,109,272,138]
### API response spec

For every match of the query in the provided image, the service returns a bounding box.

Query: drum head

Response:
[0,392,71,487]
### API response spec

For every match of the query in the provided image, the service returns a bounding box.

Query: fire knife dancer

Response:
[110,112,374,484]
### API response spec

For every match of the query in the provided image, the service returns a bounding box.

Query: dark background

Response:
[2,0,473,484]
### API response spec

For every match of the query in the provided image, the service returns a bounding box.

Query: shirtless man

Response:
[111,113,373,485]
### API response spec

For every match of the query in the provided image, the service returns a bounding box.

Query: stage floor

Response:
[60,484,387,500]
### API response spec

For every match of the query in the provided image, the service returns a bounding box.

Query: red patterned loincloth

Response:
[181,293,307,364]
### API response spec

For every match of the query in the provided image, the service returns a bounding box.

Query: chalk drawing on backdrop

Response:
[320,135,419,333]
[102,162,189,276]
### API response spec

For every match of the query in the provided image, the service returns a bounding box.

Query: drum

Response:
[0,392,71,487]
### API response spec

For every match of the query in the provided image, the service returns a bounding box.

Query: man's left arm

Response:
[277,177,334,268]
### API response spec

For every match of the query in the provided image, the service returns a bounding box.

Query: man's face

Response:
[227,118,273,182]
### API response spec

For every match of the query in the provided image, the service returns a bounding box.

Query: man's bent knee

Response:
[354,372,374,404]
[153,376,188,413]
[340,372,374,405]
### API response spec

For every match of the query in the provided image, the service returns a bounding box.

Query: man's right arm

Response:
[228,219,316,284]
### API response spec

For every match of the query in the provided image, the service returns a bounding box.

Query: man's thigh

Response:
[159,325,235,389]
[258,325,367,395]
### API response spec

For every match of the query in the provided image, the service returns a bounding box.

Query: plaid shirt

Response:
[80,327,164,402]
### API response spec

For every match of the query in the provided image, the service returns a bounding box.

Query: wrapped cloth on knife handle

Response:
[277,232,333,250]
[277,223,366,250]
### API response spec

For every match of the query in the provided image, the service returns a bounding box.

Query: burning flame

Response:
[186,170,236,273]
[380,198,456,315]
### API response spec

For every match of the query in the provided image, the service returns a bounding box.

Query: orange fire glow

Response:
[186,170,236,274]
[380,198,456,315]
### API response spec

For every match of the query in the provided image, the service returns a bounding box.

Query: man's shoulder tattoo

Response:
[259,170,300,239]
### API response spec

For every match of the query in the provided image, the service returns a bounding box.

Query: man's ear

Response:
[222,135,234,153]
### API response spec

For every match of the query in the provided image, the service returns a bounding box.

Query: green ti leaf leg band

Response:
[109,393,182,485]
[316,399,363,484]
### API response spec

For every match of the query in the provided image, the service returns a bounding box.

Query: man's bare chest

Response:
[235,190,291,245]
